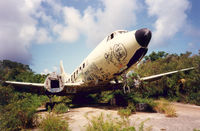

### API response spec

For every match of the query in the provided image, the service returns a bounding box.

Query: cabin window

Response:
[74,72,75,79]
[76,70,78,74]
[83,63,85,68]
[79,67,81,70]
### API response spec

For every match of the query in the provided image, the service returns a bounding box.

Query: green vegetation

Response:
[133,51,200,105]
[0,50,200,130]
[53,103,69,114]
[0,60,46,83]
[144,51,168,61]
[0,60,48,130]
[117,104,133,118]
[85,113,152,131]
[39,114,70,131]
[0,86,48,130]
[85,113,136,131]
[154,98,177,117]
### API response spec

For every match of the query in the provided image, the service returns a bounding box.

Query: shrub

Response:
[53,103,69,114]
[85,113,136,131]
[118,108,132,118]
[0,87,48,130]
[118,103,136,118]
[39,114,70,131]
[129,95,157,112]
[154,98,177,117]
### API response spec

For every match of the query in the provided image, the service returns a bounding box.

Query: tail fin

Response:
[60,60,65,74]
[60,60,68,82]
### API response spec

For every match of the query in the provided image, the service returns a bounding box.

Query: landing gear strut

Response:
[122,74,131,94]
[45,95,55,110]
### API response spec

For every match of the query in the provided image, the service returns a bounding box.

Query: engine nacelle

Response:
[44,72,65,93]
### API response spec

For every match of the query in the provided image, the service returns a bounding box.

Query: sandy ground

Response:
[37,103,200,131]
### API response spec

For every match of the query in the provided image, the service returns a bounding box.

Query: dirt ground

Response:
[37,102,200,131]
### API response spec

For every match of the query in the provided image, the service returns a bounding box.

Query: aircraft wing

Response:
[5,81,44,87]
[4,81,46,94]
[140,67,194,82]
[4,79,123,95]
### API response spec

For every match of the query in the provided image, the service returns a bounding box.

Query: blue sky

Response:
[0,0,200,74]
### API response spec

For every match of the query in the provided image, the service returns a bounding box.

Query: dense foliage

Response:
[0,60,46,83]
[132,51,200,105]
[0,60,48,130]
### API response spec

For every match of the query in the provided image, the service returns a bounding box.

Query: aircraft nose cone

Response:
[135,28,152,47]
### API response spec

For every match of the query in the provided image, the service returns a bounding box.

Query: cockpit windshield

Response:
[117,30,128,34]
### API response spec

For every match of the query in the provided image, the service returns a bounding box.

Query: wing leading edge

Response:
[5,81,44,87]
[140,67,194,82]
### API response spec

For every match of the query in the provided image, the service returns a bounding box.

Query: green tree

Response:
[144,51,168,61]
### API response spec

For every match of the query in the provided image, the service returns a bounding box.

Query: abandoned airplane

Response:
[5,28,194,96]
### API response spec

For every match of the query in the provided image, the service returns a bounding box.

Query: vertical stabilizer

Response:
[60,60,65,74]
[60,60,67,82]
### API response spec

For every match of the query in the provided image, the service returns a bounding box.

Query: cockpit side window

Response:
[110,33,114,39]
[107,33,115,41]
[107,30,128,42]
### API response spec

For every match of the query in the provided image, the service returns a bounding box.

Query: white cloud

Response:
[52,0,138,45]
[0,0,54,63]
[41,68,50,75]
[0,0,37,63]
[0,0,140,64]
[40,66,58,75]
[0,0,193,65]
[36,28,52,44]
[19,25,36,45]
[145,0,190,46]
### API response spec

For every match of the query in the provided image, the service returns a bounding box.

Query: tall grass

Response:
[85,113,152,131]
[118,103,136,118]
[53,103,69,114]
[39,114,70,131]
[154,98,177,117]
[85,113,136,131]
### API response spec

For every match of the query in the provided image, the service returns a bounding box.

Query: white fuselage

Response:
[68,29,146,86]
